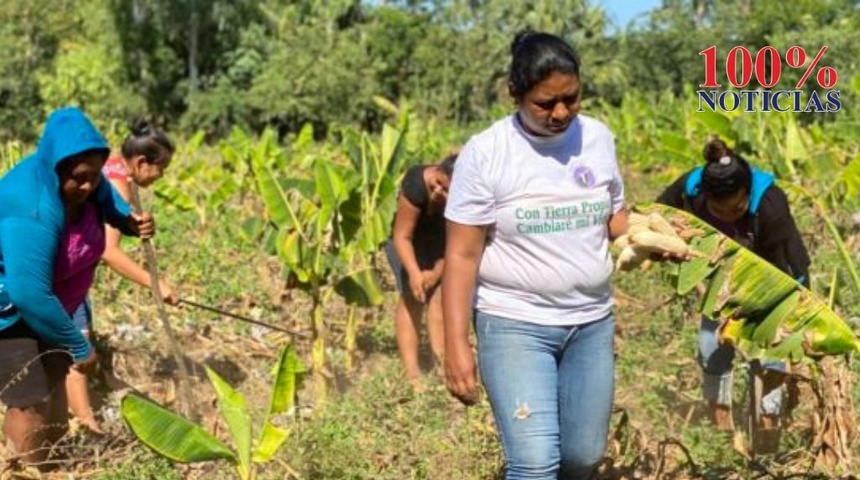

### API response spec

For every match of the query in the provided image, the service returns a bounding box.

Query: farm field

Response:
[3,1,860,478]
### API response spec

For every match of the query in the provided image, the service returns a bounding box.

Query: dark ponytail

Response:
[439,153,457,177]
[120,118,174,165]
[700,137,752,200]
[508,30,580,99]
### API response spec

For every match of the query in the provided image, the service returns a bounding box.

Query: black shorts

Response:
[384,240,443,299]
[0,321,73,408]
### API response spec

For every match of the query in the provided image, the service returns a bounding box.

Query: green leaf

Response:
[314,160,349,209]
[832,156,860,200]
[293,123,315,151]
[637,203,860,363]
[676,233,720,295]
[695,110,734,142]
[276,228,310,282]
[206,367,253,478]
[334,268,384,306]
[253,163,294,228]
[380,123,405,176]
[784,116,809,164]
[254,346,306,463]
[373,95,400,116]
[354,209,390,254]
[700,261,730,317]
[724,249,800,319]
[658,132,695,163]
[121,394,235,463]
[268,345,306,415]
[154,183,196,211]
[253,423,290,463]
[207,178,240,211]
[750,290,800,347]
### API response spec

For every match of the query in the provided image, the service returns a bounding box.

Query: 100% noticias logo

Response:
[697,46,840,113]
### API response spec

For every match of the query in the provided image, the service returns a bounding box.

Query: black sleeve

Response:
[656,172,691,209]
[755,186,811,285]
[400,166,428,208]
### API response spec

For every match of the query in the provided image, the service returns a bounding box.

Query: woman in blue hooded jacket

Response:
[0,107,154,468]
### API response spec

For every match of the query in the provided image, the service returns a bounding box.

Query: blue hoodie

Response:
[0,107,136,362]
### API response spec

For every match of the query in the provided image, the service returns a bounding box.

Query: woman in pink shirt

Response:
[65,120,175,434]
[0,107,154,470]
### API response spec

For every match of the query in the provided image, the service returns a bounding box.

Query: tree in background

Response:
[2,0,860,141]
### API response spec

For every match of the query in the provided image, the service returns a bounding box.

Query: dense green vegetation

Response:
[4,0,860,141]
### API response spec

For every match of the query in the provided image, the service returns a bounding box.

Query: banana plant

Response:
[252,131,389,402]
[634,203,860,363]
[155,130,244,227]
[336,123,406,369]
[121,345,305,480]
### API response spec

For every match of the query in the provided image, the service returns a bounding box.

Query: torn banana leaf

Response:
[676,233,721,295]
[633,202,860,362]
[723,249,799,319]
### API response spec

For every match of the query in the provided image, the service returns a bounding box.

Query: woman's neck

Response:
[65,202,85,223]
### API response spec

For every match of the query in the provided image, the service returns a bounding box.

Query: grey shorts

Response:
[0,321,73,408]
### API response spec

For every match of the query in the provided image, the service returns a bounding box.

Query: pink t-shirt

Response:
[53,202,106,313]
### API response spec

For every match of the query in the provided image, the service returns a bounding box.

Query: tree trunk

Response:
[188,0,200,93]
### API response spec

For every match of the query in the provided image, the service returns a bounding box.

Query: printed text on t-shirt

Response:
[514,199,611,235]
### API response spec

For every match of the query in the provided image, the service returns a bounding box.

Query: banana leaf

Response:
[254,345,305,463]
[121,394,236,463]
[634,202,860,362]
[206,367,253,478]
[677,233,721,295]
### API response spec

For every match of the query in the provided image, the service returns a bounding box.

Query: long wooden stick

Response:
[178,297,309,338]
[128,184,197,419]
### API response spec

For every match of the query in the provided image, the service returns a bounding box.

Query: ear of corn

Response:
[615,245,648,271]
[648,212,680,238]
[628,212,650,229]
[630,230,697,256]
[627,202,860,362]
[613,234,631,250]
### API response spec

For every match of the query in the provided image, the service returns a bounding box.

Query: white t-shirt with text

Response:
[445,114,624,326]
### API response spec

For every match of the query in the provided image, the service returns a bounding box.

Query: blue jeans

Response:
[71,299,93,337]
[476,311,615,480]
[698,317,783,415]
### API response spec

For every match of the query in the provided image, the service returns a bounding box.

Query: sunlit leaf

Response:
[121,394,235,463]
[206,368,253,476]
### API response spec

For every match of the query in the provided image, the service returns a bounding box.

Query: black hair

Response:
[120,118,174,165]
[56,148,109,172]
[508,30,580,99]
[700,137,752,200]
[439,153,457,177]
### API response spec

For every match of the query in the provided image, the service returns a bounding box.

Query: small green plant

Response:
[121,345,305,480]
[95,450,184,480]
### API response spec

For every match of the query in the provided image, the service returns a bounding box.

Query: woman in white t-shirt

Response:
[442,31,628,480]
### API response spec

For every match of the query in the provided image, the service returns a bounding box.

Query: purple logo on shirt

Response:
[572,165,595,188]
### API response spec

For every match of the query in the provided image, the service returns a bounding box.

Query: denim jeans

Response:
[698,317,783,415]
[475,311,615,480]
